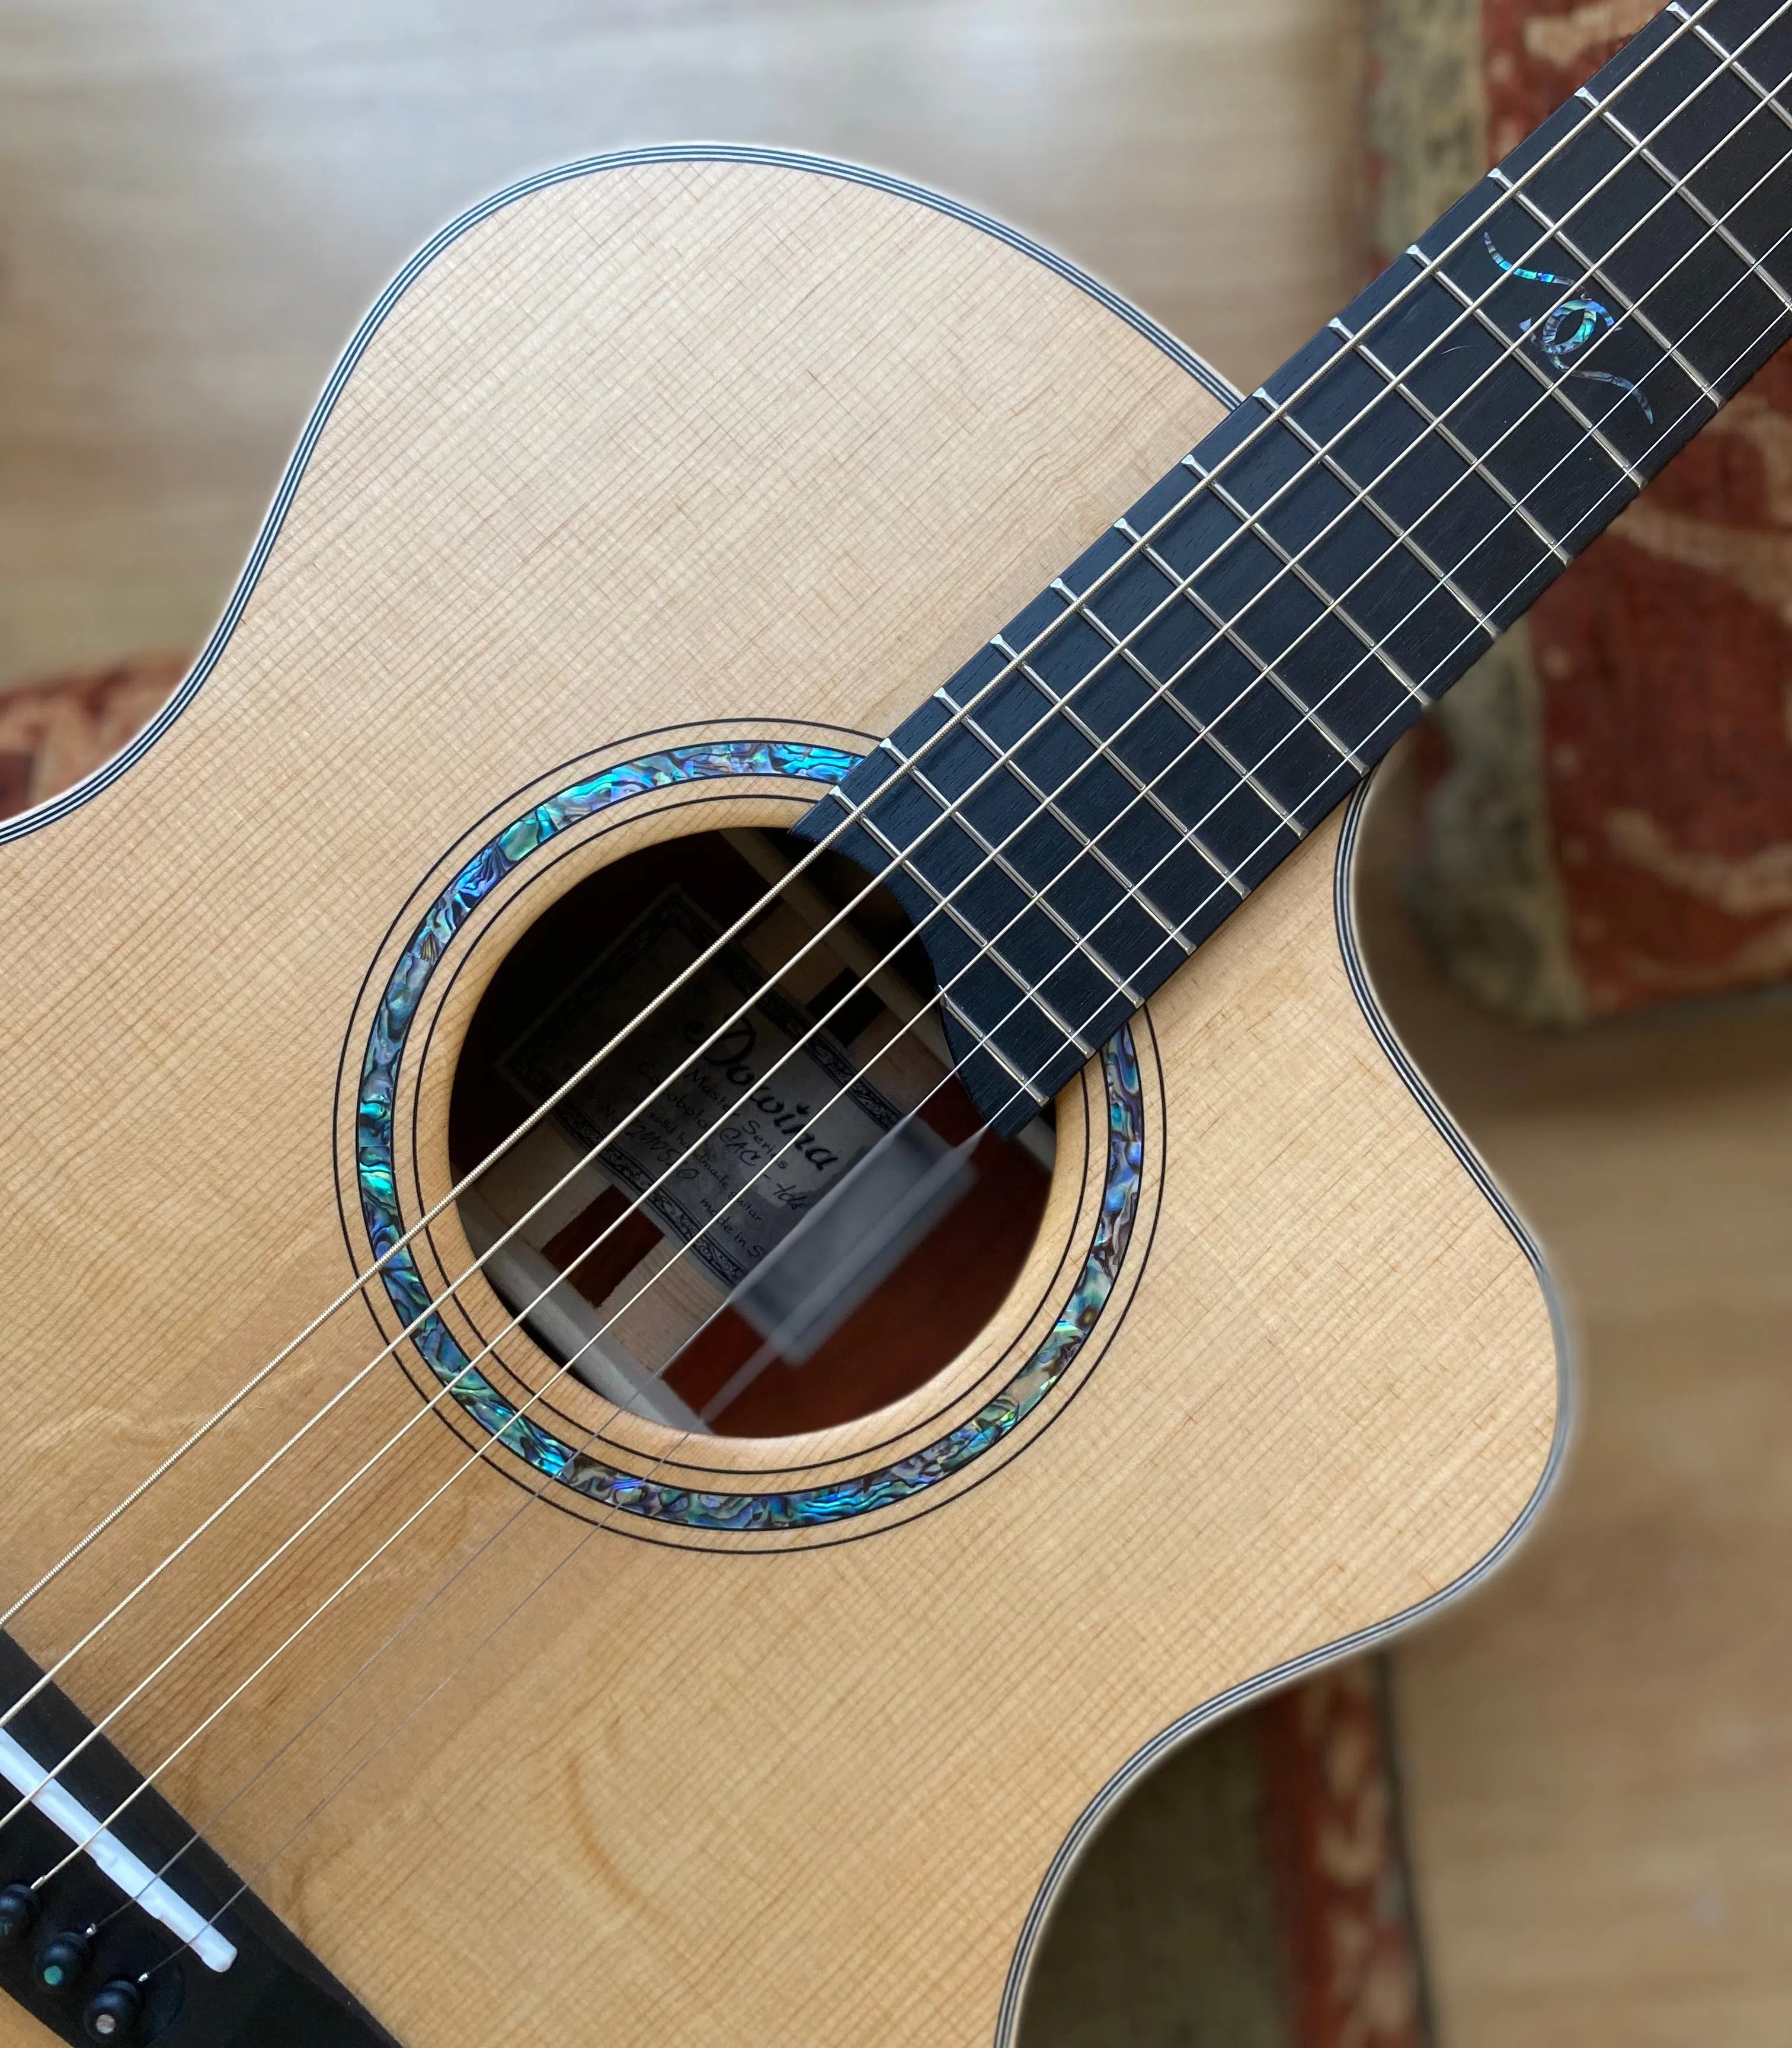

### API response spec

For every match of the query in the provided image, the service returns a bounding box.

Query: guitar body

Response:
[0,153,1561,2046]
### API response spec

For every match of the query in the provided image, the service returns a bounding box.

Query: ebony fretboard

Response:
[796,0,1792,1129]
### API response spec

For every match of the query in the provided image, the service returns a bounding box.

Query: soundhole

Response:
[449,826,1055,1439]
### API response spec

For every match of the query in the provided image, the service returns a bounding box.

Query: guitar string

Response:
[31,66,1792,1915]
[0,0,1726,1663]
[117,193,1792,1971]
[0,0,1769,1860]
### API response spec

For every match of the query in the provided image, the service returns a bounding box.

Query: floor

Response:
[6,3,1792,2043]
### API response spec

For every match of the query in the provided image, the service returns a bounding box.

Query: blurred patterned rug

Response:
[0,652,187,820]
[0,654,1431,2046]
[1022,1665,1430,2048]
[1369,0,1792,1023]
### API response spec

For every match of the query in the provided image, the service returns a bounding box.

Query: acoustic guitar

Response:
[0,0,1781,2039]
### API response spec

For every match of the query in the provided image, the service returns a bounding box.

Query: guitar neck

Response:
[796,0,1792,1129]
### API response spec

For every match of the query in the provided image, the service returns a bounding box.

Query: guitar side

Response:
[0,153,1563,2046]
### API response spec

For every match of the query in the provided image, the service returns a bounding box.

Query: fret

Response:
[1592,95,1792,313]
[848,790,1102,1108]
[1417,235,1652,492]
[999,600,1236,896]
[1113,517,1370,836]
[1057,552,1317,865]
[1114,417,1424,760]
[1354,375,1572,626]
[843,642,1204,1094]
[935,607,1252,931]
[1073,557,1335,836]
[955,590,1281,903]
[952,1033,1049,1118]
[1031,520,1314,893]
[877,742,1152,1019]
[1118,510,1364,777]
[849,753,1151,1103]
[1494,157,1788,402]
[967,638,1195,961]
[1310,309,1575,615]
[1646,34,1792,301]
[1289,341,1562,678]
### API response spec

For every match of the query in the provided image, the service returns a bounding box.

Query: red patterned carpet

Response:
[0,652,187,821]
[1374,0,1792,1020]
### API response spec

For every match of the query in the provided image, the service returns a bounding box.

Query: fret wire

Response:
[1038,584,1287,875]
[911,663,1193,958]
[946,719,1196,958]
[1493,167,1729,404]
[1327,317,1575,567]
[987,615,1233,908]
[850,763,1128,1035]
[1232,401,1503,648]
[1355,320,1600,543]
[1187,453,1459,694]
[935,1005,1050,1104]
[1034,598,1256,894]
[1412,244,1652,487]
[1588,94,1792,315]
[1670,0,1792,130]
[1101,514,1336,811]
[1063,606,1288,887]
[1180,319,1541,712]
[1109,516,1365,772]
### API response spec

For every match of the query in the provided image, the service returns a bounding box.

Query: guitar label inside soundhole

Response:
[447,827,1054,1438]
[497,887,922,1297]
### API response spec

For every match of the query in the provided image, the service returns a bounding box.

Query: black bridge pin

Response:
[0,1883,37,1943]
[34,1925,92,1992]
[83,1978,144,2042]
